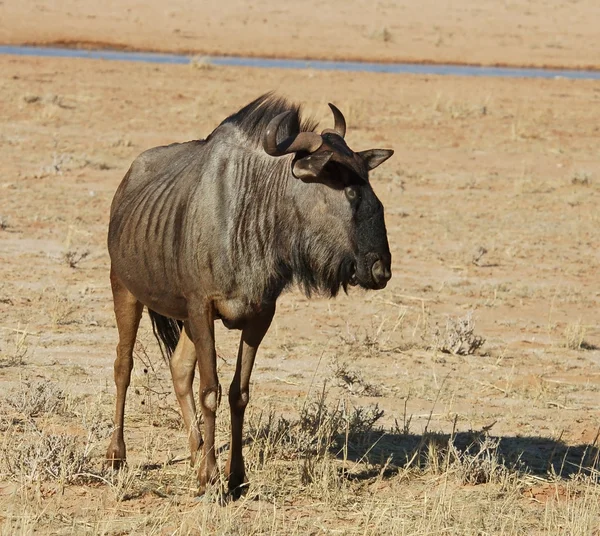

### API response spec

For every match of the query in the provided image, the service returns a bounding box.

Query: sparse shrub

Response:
[571,170,591,186]
[22,94,41,104]
[411,431,514,486]
[3,428,94,483]
[285,389,383,488]
[42,152,72,176]
[81,158,113,170]
[346,404,385,437]
[339,319,397,357]
[0,385,109,485]
[330,356,382,396]
[472,246,488,266]
[248,386,385,466]
[190,55,214,70]
[63,248,90,269]
[5,381,68,418]
[452,435,512,485]
[110,137,133,148]
[433,93,488,119]
[368,27,393,43]
[433,312,485,355]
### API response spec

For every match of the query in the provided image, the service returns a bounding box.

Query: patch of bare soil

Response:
[0,56,599,533]
[2,0,600,69]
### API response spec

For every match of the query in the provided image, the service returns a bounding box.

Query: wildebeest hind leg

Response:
[106,267,143,468]
[226,304,275,498]
[169,323,203,465]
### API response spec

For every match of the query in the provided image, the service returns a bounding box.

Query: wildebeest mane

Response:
[221,93,318,147]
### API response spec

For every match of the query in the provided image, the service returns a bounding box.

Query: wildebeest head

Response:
[263,104,394,291]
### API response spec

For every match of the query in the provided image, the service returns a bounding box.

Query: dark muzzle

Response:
[354,252,392,290]
[371,258,392,288]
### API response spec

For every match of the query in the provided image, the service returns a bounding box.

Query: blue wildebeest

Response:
[106,94,393,497]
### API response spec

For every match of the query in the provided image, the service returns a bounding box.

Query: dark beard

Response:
[284,247,357,298]
[337,256,357,295]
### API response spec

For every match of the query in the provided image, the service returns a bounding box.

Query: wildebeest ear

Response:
[292,152,333,181]
[358,149,394,171]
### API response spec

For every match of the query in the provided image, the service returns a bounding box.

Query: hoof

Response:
[105,454,126,470]
[195,486,227,506]
[227,474,248,500]
[105,441,126,470]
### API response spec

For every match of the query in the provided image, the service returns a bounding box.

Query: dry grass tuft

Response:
[563,320,597,350]
[0,383,109,487]
[45,290,79,326]
[0,326,31,367]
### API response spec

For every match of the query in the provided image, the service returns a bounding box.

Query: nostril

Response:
[371,260,392,283]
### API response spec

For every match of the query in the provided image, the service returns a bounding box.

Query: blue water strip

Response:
[1,45,600,80]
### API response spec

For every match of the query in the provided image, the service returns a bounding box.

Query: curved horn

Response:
[322,103,346,138]
[263,111,323,156]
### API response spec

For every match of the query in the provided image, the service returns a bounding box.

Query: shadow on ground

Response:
[339,429,600,480]
[243,397,599,484]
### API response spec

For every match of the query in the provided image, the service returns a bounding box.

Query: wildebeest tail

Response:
[148,309,183,360]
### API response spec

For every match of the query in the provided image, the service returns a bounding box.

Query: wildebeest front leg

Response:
[187,305,220,494]
[106,267,143,468]
[226,305,275,497]
[169,323,203,465]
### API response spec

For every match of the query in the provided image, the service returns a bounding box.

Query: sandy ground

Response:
[0,51,599,532]
[2,0,600,69]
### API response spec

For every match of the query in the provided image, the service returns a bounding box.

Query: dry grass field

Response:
[1,2,600,534]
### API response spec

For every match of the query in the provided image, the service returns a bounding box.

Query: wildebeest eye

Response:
[345,187,358,203]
